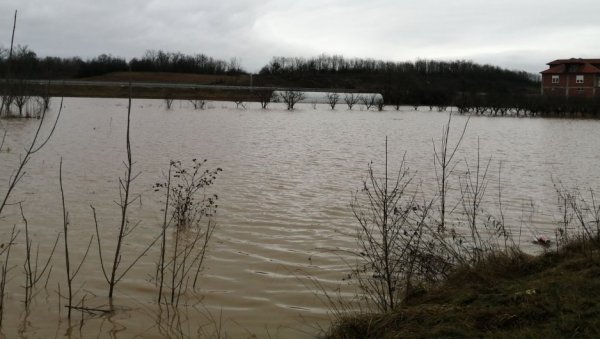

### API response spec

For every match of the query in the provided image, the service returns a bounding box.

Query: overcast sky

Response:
[1,0,599,74]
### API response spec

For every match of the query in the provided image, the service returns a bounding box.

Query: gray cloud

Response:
[1,0,599,73]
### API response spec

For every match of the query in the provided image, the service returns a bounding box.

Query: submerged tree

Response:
[327,92,340,109]
[281,90,305,110]
[344,93,360,110]
[253,89,275,109]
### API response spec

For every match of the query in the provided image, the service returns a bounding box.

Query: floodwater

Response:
[1,98,600,338]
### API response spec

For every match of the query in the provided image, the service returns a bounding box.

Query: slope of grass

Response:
[327,242,600,338]
[82,71,251,86]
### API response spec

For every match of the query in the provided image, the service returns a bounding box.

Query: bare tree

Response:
[234,99,246,109]
[327,92,340,109]
[189,99,206,110]
[253,89,275,109]
[376,98,385,111]
[281,90,305,110]
[344,93,360,110]
[37,80,52,111]
[164,90,174,109]
[360,94,378,110]
[0,94,14,117]
[227,57,242,74]
[12,80,30,117]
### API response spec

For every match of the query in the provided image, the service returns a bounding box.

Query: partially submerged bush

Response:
[153,159,222,305]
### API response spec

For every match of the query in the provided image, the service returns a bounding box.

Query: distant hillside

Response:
[84,71,251,87]
[254,55,540,104]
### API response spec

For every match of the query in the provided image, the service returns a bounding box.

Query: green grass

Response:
[327,242,600,338]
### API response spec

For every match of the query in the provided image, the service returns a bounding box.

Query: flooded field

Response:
[1,98,600,338]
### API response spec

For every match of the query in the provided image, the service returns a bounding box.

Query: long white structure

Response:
[273,91,383,104]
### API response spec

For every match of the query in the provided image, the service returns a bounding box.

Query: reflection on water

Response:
[1,98,600,338]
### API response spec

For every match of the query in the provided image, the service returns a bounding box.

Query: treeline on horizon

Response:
[0,46,538,89]
[259,55,538,83]
[0,46,246,78]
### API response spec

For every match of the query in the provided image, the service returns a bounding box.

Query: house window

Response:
[576,75,584,84]
[552,75,559,84]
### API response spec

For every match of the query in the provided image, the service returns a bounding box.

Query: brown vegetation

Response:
[83,71,251,86]
[327,244,600,338]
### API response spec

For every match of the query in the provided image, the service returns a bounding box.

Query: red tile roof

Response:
[548,58,600,65]
[542,59,600,74]
[580,63,600,73]
[541,64,565,74]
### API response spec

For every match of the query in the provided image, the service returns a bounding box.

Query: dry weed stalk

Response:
[93,87,160,299]
[21,203,59,308]
[554,180,600,252]
[0,225,18,328]
[432,113,469,232]
[459,138,492,259]
[59,158,93,318]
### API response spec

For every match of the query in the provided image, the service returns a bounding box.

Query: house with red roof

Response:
[541,58,600,97]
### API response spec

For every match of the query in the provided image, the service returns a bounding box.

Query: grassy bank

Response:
[15,80,259,101]
[2,72,259,101]
[83,71,251,86]
[327,240,600,338]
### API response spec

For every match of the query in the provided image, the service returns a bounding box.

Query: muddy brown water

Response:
[1,98,600,338]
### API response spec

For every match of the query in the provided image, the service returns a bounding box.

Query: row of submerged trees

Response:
[161,85,600,119]
[379,84,600,119]
[165,90,385,111]
[0,79,51,118]
[453,92,600,118]
[390,89,600,119]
